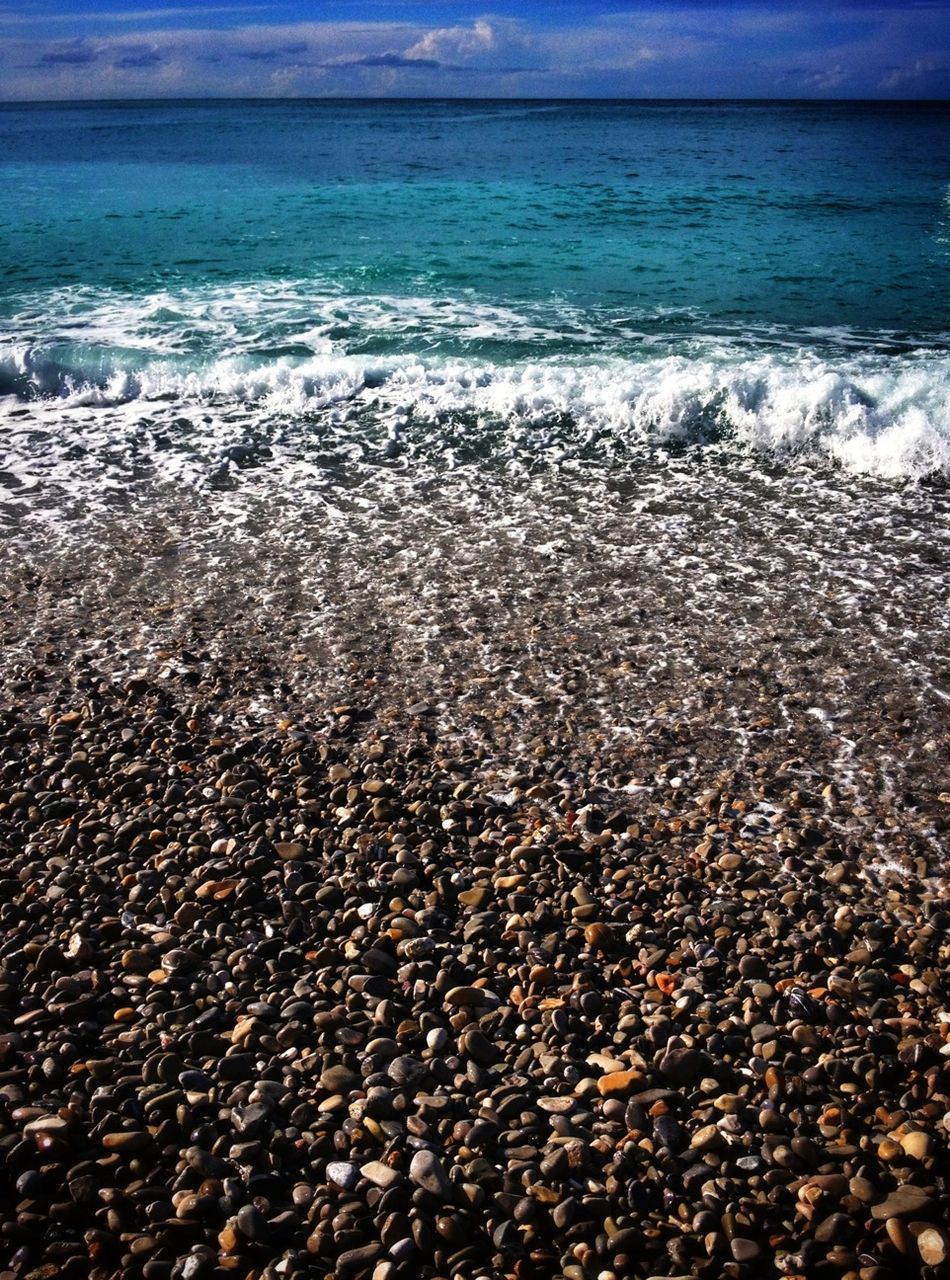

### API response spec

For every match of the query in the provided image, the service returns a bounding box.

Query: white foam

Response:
[1,282,949,480]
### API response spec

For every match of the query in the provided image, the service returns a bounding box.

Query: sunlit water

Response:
[0,101,947,875]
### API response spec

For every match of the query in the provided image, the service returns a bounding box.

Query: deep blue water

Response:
[0,100,948,477]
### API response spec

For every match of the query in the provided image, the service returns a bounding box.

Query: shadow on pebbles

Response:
[0,653,948,1280]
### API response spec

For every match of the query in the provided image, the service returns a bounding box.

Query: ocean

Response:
[0,100,947,816]
[1,100,949,475]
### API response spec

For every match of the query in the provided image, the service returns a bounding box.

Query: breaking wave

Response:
[1,284,949,480]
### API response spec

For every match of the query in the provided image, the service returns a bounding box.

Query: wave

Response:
[1,285,949,481]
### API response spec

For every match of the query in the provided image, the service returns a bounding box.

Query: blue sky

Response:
[1,0,947,100]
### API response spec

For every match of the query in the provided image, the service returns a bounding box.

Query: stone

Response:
[389,1056,426,1087]
[409,1149,452,1200]
[320,1064,359,1093]
[597,1069,646,1098]
[689,1124,724,1153]
[161,949,200,975]
[899,1130,933,1161]
[730,1238,761,1263]
[658,1046,707,1085]
[102,1131,151,1152]
[23,1115,70,1137]
[445,986,490,1007]
[871,1186,934,1219]
[327,1161,361,1191]
[236,1204,266,1239]
[814,1213,850,1244]
[917,1226,949,1267]
[361,1160,403,1189]
[337,1243,384,1277]
[885,1217,911,1254]
[584,923,613,950]
[458,887,490,909]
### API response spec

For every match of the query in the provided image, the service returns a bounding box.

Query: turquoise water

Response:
[1,99,949,479]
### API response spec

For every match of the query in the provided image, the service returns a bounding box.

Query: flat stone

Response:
[361,1160,403,1189]
[871,1186,935,1219]
[445,986,492,1007]
[102,1130,151,1152]
[538,1097,577,1115]
[23,1115,70,1136]
[587,1053,626,1073]
[597,1069,646,1098]
[458,887,491,909]
[630,1087,677,1106]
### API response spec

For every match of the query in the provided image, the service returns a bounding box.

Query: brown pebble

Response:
[871,1187,934,1219]
[730,1238,761,1263]
[597,1069,646,1098]
[899,1131,933,1161]
[885,1217,911,1254]
[584,922,613,950]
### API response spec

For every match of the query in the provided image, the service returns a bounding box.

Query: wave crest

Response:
[1,283,948,480]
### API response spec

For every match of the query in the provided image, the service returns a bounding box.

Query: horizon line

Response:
[2,94,949,105]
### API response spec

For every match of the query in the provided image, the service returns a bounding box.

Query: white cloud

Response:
[880,56,940,88]
[404,19,495,63]
[0,7,947,99]
[798,63,852,89]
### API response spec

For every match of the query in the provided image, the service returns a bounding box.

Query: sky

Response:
[0,0,948,101]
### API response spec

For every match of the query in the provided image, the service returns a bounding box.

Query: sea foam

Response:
[1,284,949,480]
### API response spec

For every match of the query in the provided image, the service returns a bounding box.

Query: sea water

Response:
[0,99,948,484]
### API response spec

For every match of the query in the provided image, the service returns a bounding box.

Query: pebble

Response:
[917,1226,949,1266]
[899,1130,933,1160]
[730,1238,761,1263]
[327,1161,361,1190]
[321,1064,359,1092]
[361,1161,403,1189]
[409,1149,452,1200]
[871,1187,935,1219]
[274,840,306,860]
[597,1069,645,1098]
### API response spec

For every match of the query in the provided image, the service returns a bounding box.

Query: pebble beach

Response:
[1,97,949,1280]
[1,449,949,1280]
